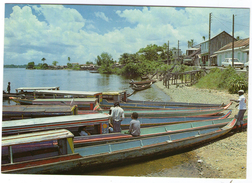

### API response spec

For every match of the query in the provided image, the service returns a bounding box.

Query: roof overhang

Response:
[214,46,247,54]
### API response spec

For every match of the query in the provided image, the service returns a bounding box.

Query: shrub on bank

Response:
[195,66,248,94]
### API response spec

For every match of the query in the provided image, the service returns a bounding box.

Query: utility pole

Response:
[178,40,180,64]
[208,13,211,66]
[167,41,169,65]
[232,14,235,67]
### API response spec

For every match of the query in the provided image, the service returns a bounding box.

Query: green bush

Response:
[195,66,248,94]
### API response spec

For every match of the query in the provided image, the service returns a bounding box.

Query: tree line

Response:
[25,42,195,76]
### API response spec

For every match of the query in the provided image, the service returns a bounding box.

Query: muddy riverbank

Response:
[154,80,249,179]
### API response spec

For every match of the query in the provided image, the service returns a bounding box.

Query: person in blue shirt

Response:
[128,112,141,137]
[78,126,91,136]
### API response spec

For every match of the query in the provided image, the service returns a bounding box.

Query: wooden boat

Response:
[1,108,232,137]
[101,91,127,103]
[73,115,238,146]
[2,113,110,136]
[1,117,238,174]
[2,105,78,121]
[81,102,231,118]
[120,110,232,129]
[125,99,226,108]
[9,98,98,110]
[100,99,228,110]
[90,70,99,73]
[141,75,149,80]
[121,104,230,118]
[10,88,227,110]
[15,86,60,93]
[129,79,156,85]
[132,83,152,91]
[3,92,22,100]
[4,86,60,99]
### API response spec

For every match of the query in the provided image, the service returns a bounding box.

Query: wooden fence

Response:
[158,70,205,89]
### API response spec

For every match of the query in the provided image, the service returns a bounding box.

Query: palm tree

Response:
[188,39,195,48]
[202,36,206,41]
[41,58,46,64]
[68,57,71,62]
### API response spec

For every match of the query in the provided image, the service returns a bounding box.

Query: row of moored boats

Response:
[1,86,247,174]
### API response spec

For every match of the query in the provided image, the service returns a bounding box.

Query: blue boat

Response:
[1,117,238,174]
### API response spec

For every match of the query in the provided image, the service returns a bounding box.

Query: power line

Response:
[212,15,231,31]
[212,14,249,30]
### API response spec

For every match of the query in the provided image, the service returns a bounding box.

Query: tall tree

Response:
[68,57,71,62]
[96,52,114,74]
[41,58,46,64]
[95,52,114,66]
[138,44,163,61]
[187,39,195,48]
[52,61,58,66]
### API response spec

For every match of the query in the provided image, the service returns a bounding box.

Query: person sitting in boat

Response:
[109,123,114,133]
[128,112,140,137]
[78,126,91,136]
[110,102,125,132]
[93,101,103,111]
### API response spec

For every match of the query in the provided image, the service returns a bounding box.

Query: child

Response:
[128,112,140,137]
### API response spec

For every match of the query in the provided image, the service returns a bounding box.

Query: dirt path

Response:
[154,81,249,179]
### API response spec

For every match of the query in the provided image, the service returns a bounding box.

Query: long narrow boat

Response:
[2,105,78,121]
[73,113,237,147]
[15,86,60,93]
[1,117,237,174]
[100,99,226,109]
[132,83,152,91]
[129,79,157,85]
[121,110,232,128]
[9,98,98,110]
[1,108,232,137]
[120,104,230,117]
[3,86,61,99]
[2,113,110,136]
[80,102,232,118]
[10,89,227,109]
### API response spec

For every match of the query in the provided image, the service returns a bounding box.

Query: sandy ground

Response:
[154,80,249,179]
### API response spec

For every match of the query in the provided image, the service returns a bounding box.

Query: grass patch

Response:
[195,66,248,94]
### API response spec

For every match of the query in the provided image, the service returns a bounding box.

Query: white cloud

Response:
[95,12,109,22]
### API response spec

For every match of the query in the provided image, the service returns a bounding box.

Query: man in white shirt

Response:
[110,102,125,132]
[230,90,247,132]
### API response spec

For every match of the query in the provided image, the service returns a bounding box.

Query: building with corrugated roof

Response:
[200,31,236,66]
[214,38,249,66]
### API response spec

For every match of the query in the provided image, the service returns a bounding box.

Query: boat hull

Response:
[100,99,228,110]
[2,118,236,174]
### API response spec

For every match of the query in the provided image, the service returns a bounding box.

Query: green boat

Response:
[2,117,239,174]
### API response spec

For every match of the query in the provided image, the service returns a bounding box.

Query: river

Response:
[2,68,170,105]
[2,68,207,178]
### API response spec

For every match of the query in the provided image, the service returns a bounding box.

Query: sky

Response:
[2,1,251,66]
